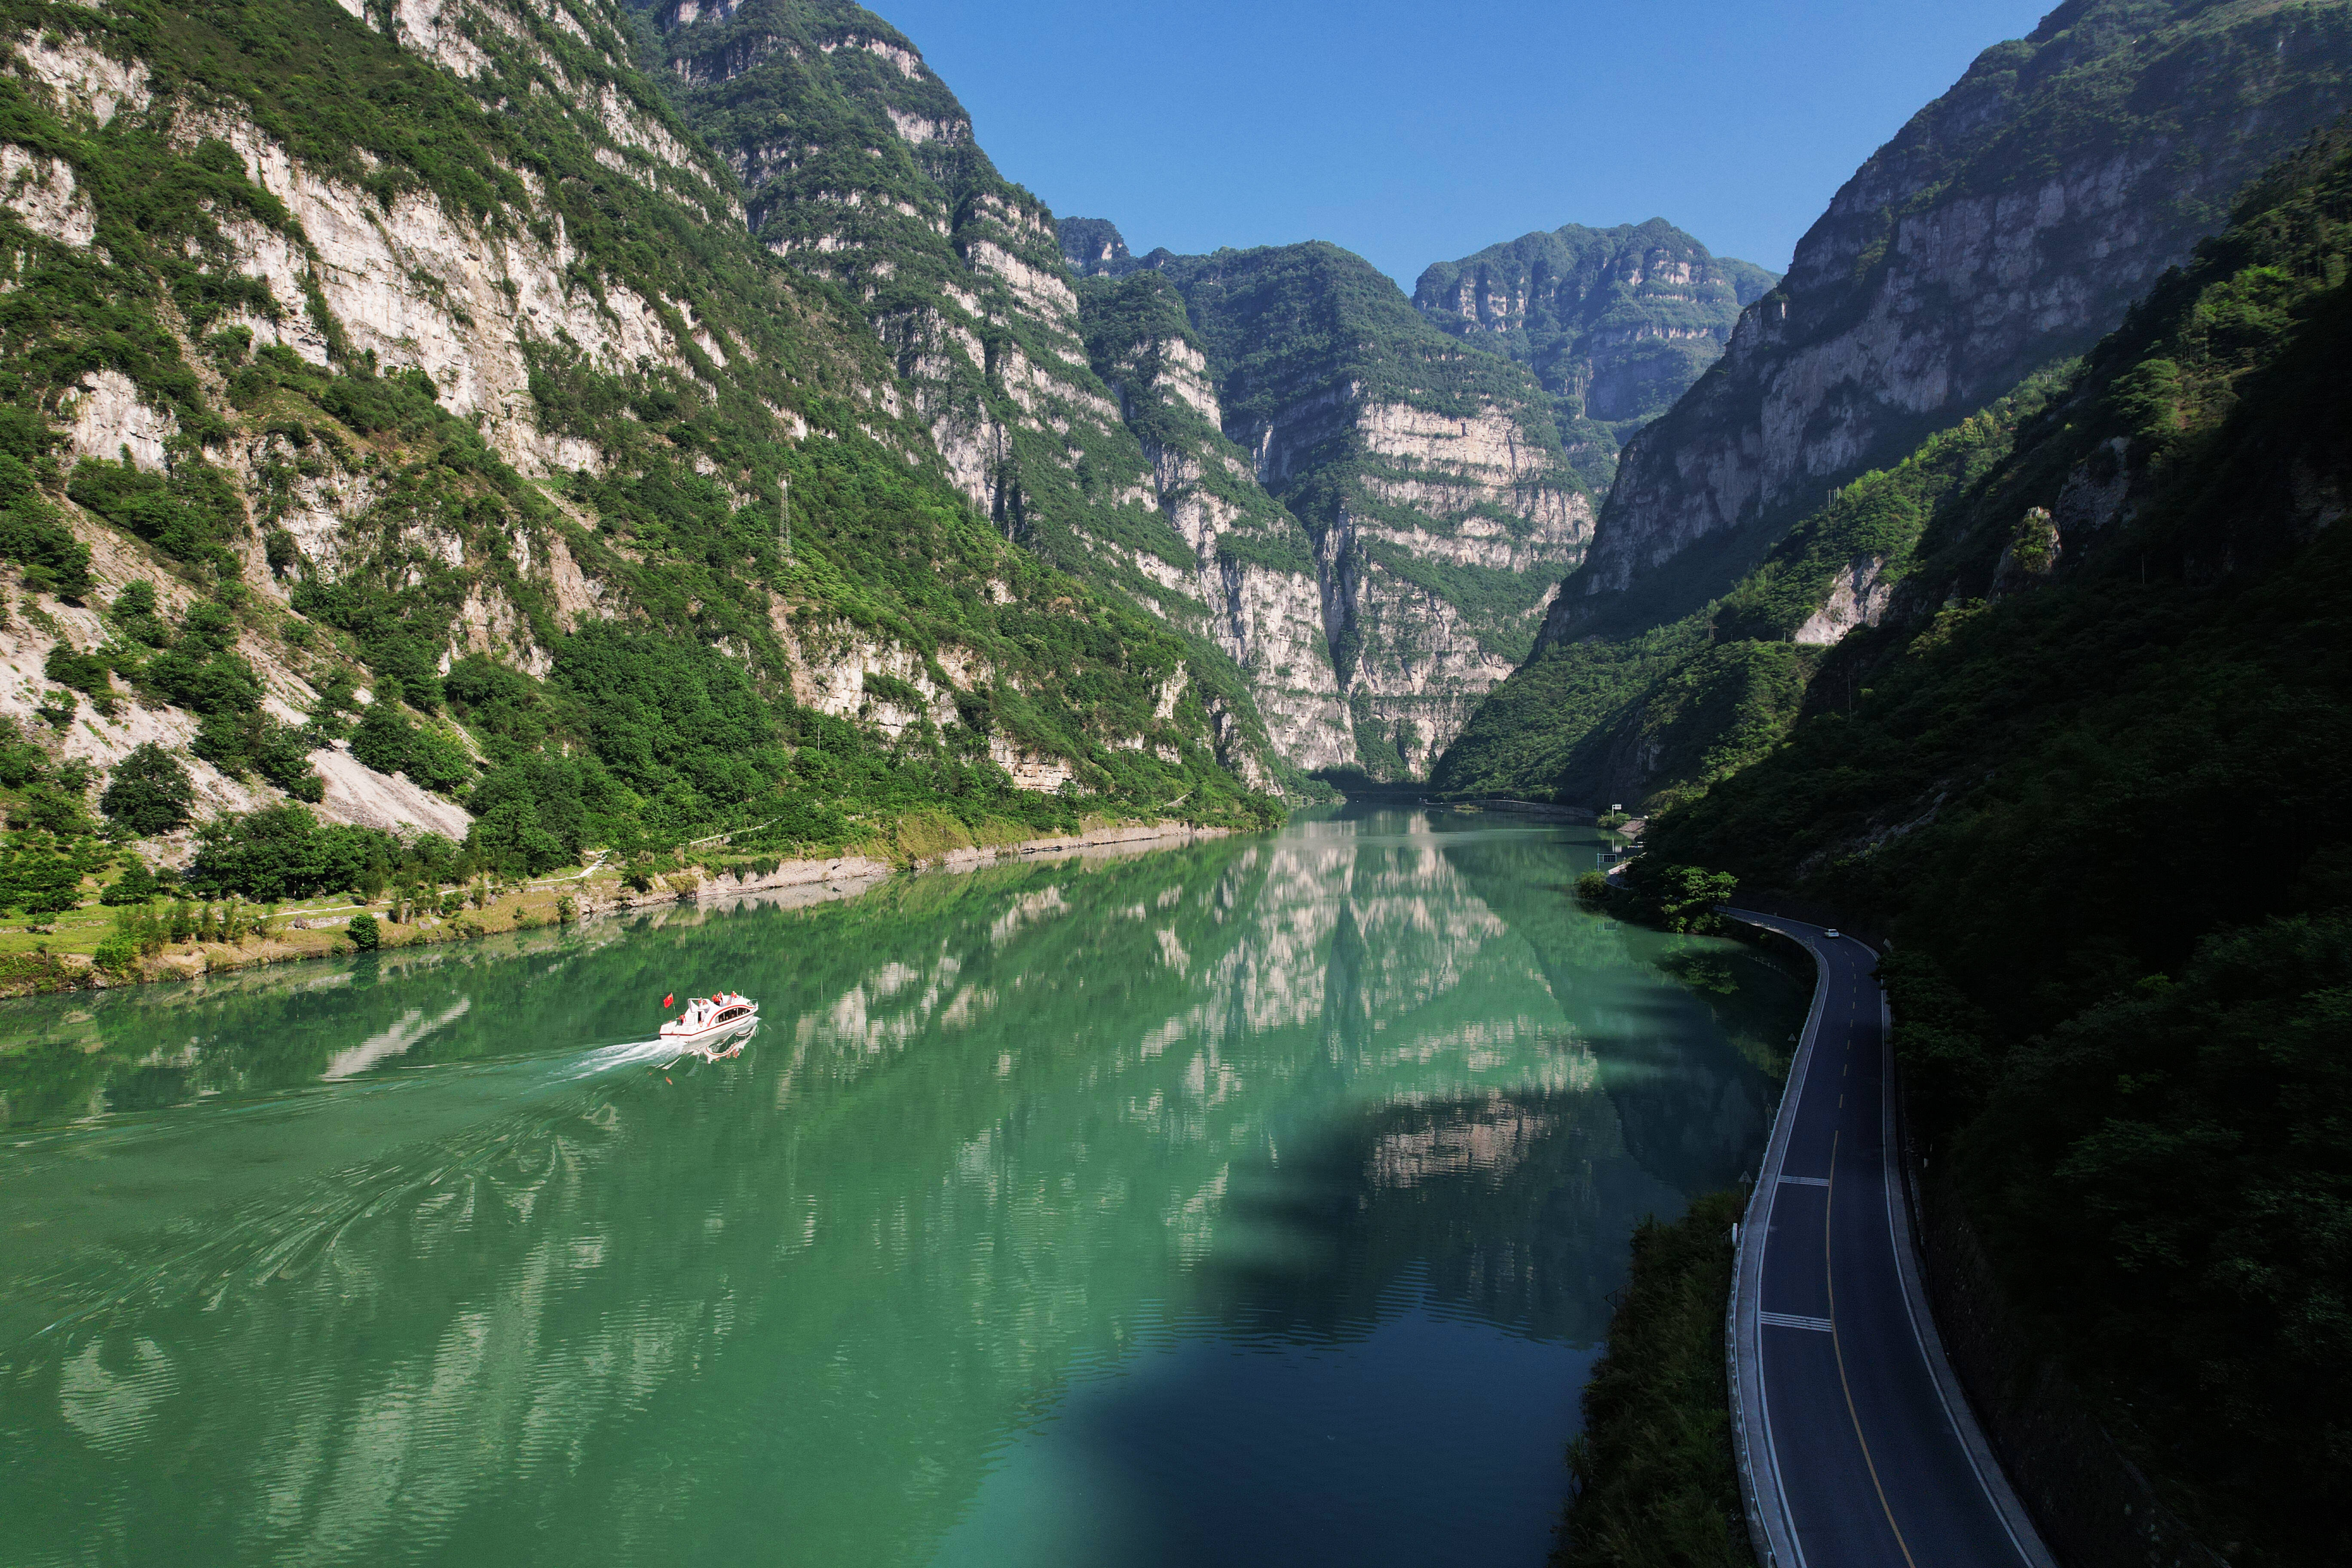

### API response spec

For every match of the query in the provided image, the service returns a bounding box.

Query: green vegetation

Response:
[0,420,87,596]
[98,743,194,835]
[1629,118,2352,1563]
[0,721,111,919]
[1465,0,2352,791]
[1613,861,1740,935]
[0,0,1284,994]
[633,0,1293,788]
[1553,1190,1753,1568]
[1434,374,2069,809]
[186,805,415,903]
[67,453,245,572]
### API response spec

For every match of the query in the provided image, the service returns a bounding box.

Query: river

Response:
[0,808,1805,1567]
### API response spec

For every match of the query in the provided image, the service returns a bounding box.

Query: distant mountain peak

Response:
[1058,216,1135,276]
[1411,217,1778,490]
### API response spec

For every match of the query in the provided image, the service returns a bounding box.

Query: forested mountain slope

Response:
[1411,219,1775,490]
[630,0,1322,781]
[1563,0,2352,637]
[0,0,1280,938]
[1438,0,2352,805]
[1637,117,2352,1565]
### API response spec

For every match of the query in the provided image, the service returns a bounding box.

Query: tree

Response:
[184,803,380,902]
[100,744,196,835]
[404,722,474,794]
[471,795,567,877]
[101,858,159,906]
[345,911,380,951]
[192,710,324,801]
[349,682,415,775]
[1625,860,1740,933]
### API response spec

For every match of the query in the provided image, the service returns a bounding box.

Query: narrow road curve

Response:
[1725,913,2056,1568]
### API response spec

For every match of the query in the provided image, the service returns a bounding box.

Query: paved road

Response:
[1726,913,2055,1568]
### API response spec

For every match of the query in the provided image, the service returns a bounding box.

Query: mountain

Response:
[637,1,1696,786]
[0,0,1283,922]
[1634,114,2352,1565]
[1072,268,1354,771]
[1410,219,1776,490]
[1554,0,2352,643]
[631,0,1309,786]
[1128,239,1596,779]
[1437,0,2352,807]
[1057,215,1130,276]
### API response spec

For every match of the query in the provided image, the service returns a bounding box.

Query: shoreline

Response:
[0,818,1236,1004]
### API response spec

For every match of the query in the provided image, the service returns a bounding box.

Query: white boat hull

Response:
[659,1004,759,1049]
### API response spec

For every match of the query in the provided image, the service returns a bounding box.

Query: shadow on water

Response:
[0,811,1808,1568]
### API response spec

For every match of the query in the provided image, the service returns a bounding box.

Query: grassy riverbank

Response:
[0,812,1226,1005]
[1554,1189,1755,1568]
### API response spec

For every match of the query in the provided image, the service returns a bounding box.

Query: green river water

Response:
[0,808,1805,1567]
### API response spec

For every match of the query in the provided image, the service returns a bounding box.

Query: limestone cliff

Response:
[1547,0,2352,645]
[1076,271,1352,771]
[617,4,1597,784]
[1412,219,1774,490]
[1133,239,1595,778]
[0,0,1285,869]
[632,0,1303,785]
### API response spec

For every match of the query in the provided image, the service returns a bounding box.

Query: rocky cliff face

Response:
[1091,237,1593,778]
[642,0,1126,533]
[632,0,1307,784]
[609,3,1605,784]
[1077,271,1353,771]
[1412,219,1774,490]
[1547,0,2352,644]
[0,0,1286,854]
[0,0,758,821]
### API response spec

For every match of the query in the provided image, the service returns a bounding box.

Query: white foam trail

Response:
[566,1038,679,1078]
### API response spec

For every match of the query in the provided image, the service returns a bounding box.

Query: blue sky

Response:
[870,0,2057,288]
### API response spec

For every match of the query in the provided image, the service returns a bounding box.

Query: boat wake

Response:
[566,1023,757,1079]
[565,1037,682,1078]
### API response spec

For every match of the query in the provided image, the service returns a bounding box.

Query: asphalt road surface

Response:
[1727,913,2054,1568]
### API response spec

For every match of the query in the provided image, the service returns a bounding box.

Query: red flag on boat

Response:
[662,993,674,1008]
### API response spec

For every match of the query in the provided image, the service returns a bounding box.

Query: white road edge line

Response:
[1725,910,1827,1568]
[1874,978,2061,1568]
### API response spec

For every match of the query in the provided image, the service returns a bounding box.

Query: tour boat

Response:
[660,992,759,1052]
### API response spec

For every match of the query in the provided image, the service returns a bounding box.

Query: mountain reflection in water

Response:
[0,809,1806,1568]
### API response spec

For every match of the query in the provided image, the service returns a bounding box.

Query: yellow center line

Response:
[1826,1127,1920,1568]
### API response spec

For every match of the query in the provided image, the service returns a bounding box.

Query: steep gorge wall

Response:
[1081,237,1595,778]
[1078,272,1352,771]
[0,0,761,824]
[636,0,1292,784]
[0,0,1277,844]
[1545,0,2352,644]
